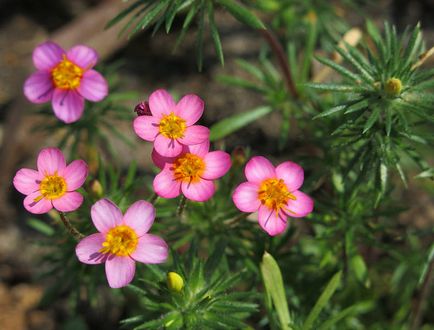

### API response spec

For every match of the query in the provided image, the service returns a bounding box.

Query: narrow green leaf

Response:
[362,108,380,133]
[236,59,264,80]
[208,2,224,65]
[209,106,272,141]
[196,4,206,71]
[305,83,359,92]
[351,254,370,288]
[318,301,373,330]
[130,0,169,36]
[315,56,360,83]
[28,218,55,236]
[105,0,144,29]
[313,105,347,119]
[415,168,434,179]
[217,0,265,29]
[165,0,183,33]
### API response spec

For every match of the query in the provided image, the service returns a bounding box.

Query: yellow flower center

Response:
[51,55,83,89]
[258,178,296,215]
[172,153,205,183]
[384,77,402,97]
[159,113,187,139]
[36,174,67,201]
[100,225,138,257]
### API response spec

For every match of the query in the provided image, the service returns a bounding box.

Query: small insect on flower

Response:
[13,147,88,214]
[133,89,210,157]
[232,156,313,236]
[75,199,169,288]
[23,41,108,123]
[152,141,231,202]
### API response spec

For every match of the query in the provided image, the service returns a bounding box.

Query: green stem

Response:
[148,193,159,205]
[58,212,84,241]
[176,196,187,217]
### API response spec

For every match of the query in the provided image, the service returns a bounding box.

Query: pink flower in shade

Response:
[75,199,169,288]
[13,147,88,214]
[152,141,231,202]
[232,156,314,236]
[23,41,108,123]
[133,89,210,158]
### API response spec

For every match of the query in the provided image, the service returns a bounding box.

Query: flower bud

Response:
[232,146,247,167]
[89,179,104,198]
[167,272,184,292]
[134,101,151,116]
[384,77,402,97]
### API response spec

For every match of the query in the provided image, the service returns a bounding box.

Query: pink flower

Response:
[133,89,210,157]
[232,156,313,236]
[13,147,88,214]
[75,199,168,288]
[23,41,108,123]
[152,141,231,202]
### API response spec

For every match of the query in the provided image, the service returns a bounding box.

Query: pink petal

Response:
[153,169,181,199]
[178,125,209,145]
[133,115,159,142]
[32,41,64,70]
[148,89,176,119]
[285,190,314,218]
[276,161,304,192]
[258,205,288,236]
[181,179,215,202]
[123,200,155,236]
[75,233,106,264]
[174,94,204,125]
[52,89,85,124]
[245,156,276,183]
[202,151,231,180]
[232,182,261,212]
[67,45,98,69]
[13,168,41,195]
[37,147,66,175]
[105,256,135,288]
[60,160,88,190]
[187,140,210,157]
[23,191,53,214]
[77,70,108,102]
[130,234,168,264]
[52,192,84,212]
[23,71,54,104]
[154,134,183,157]
[151,148,175,170]
[91,199,123,233]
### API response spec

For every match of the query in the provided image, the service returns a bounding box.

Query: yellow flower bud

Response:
[167,272,184,292]
[89,180,104,198]
[384,77,402,97]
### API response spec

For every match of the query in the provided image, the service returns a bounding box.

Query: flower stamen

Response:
[172,153,205,183]
[37,174,67,201]
[100,225,138,257]
[258,178,296,216]
[52,55,83,89]
[159,113,186,139]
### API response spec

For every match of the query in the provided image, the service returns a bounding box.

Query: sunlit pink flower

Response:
[152,141,231,202]
[133,89,209,157]
[23,41,108,123]
[13,147,88,214]
[232,156,313,236]
[75,199,168,288]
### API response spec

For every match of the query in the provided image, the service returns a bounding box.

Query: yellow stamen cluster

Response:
[384,77,402,97]
[36,174,67,201]
[52,55,83,89]
[100,225,138,257]
[258,178,296,215]
[172,153,205,183]
[159,113,187,139]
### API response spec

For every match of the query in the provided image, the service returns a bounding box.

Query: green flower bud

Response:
[167,272,184,292]
[384,77,402,97]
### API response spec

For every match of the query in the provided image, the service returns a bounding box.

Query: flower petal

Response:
[154,134,183,157]
[175,94,204,125]
[59,160,88,191]
[23,191,52,214]
[23,71,54,104]
[37,147,66,175]
[91,199,123,233]
[148,89,176,119]
[178,125,209,145]
[258,205,288,236]
[276,161,304,192]
[202,151,231,180]
[133,115,159,142]
[105,256,135,288]
[232,182,261,212]
[77,70,108,102]
[13,168,41,195]
[75,233,106,264]
[52,89,85,124]
[181,179,215,202]
[32,41,64,70]
[123,200,155,236]
[153,169,181,199]
[67,45,98,69]
[187,140,209,157]
[130,234,168,264]
[151,148,175,169]
[285,190,314,218]
[52,192,84,212]
[245,156,276,183]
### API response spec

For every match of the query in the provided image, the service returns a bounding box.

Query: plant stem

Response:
[176,196,187,217]
[58,212,85,241]
[260,29,299,99]
[410,258,434,330]
[149,193,159,205]
[224,213,249,227]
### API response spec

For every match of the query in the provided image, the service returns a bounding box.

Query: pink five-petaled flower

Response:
[133,89,210,158]
[152,141,231,202]
[23,41,108,123]
[232,156,313,236]
[75,199,168,288]
[13,147,88,214]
